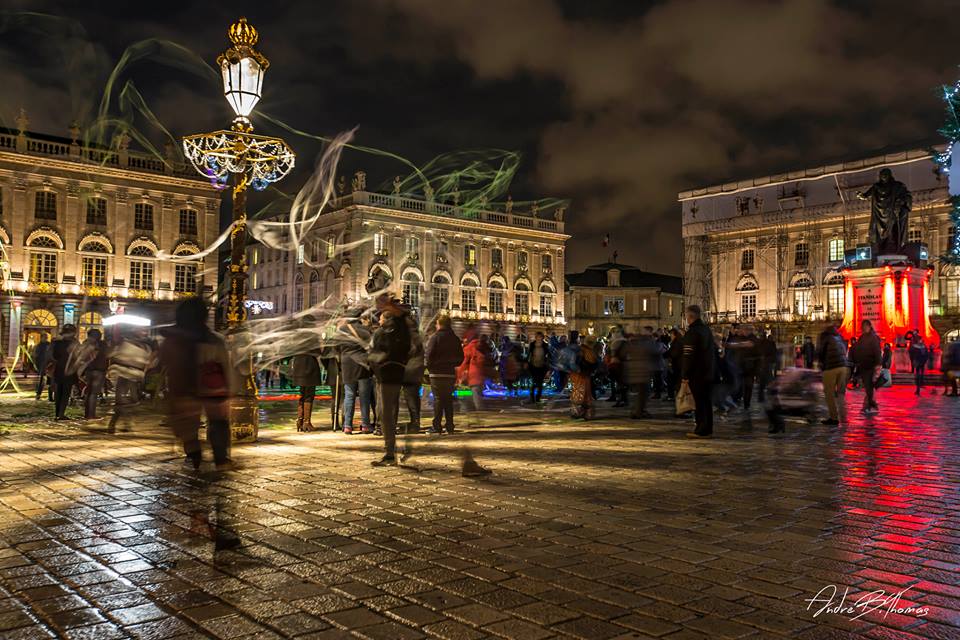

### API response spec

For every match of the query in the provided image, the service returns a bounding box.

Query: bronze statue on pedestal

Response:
[857,168,912,255]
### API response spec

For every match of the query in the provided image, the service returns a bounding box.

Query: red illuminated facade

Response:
[839,265,939,348]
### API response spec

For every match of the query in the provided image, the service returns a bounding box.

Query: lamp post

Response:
[183,17,295,441]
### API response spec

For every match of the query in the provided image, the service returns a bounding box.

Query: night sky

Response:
[1,0,958,275]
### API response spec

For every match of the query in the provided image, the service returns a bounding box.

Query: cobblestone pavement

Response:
[0,385,958,639]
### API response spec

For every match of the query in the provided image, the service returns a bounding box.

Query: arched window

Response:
[130,245,155,257]
[402,272,421,309]
[294,273,304,312]
[488,280,504,314]
[28,236,58,284]
[461,276,478,312]
[309,271,320,306]
[80,241,110,253]
[432,273,450,310]
[735,274,759,292]
[24,309,57,328]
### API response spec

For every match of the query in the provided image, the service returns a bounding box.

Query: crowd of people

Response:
[24,295,960,473]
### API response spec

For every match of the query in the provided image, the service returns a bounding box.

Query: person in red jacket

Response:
[458,331,493,411]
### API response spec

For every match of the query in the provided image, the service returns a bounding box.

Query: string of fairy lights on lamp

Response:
[934,77,960,263]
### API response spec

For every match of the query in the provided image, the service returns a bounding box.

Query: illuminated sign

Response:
[244,300,274,315]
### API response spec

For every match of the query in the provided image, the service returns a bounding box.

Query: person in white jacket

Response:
[107,327,154,433]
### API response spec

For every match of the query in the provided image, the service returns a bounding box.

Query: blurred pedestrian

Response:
[682,305,716,438]
[425,315,463,434]
[160,298,234,470]
[909,335,929,396]
[817,324,850,425]
[402,313,425,434]
[458,331,494,411]
[569,334,599,419]
[107,327,153,433]
[50,324,78,420]
[32,334,52,401]
[850,319,881,415]
[801,336,816,369]
[369,301,412,466]
[291,352,323,432]
[73,329,108,419]
[498,336,521,396]
[624,327,658,419]
[337,309,373,435]
[526,331,552,404]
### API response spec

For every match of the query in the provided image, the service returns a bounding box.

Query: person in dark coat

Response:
[681,305,717,438]
[75,329,108,419]
[401,314,425,434]
[908,336,929,395]
[726,325,760,410]
[817,324,850,425]
[425,315,464,434]
[50,324,78,420]
[756,331,778,403]
[801,336,816,369]
[526,331,553,404]
[850,319,882,414]
[666,328,684,401]
[32,334,53,401]
[291,353,323,431]
[337,309,373,434]
[368,301,412,466]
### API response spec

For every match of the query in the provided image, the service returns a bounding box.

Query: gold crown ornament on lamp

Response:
[217,17,270,130]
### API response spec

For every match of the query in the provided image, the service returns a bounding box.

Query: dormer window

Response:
[607,269,620,287]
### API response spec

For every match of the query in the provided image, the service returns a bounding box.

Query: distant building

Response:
[679,148,960,341]
[565,262,684,336]
[0,112,221,358]
[246,175,570,337]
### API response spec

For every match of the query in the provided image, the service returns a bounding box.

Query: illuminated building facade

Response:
[247,173,569,336]
[565,262,684,336]
[0,114,221,357]
[679,148,960,341]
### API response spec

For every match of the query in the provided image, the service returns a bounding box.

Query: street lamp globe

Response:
[218,17,269,130]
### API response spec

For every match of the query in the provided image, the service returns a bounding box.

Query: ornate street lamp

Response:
[183,17,295,441]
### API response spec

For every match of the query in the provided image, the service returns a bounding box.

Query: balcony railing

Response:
[333,191,565,233]
[0,130,201,180]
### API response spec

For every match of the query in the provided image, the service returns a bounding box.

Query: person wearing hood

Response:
[368,300,412,466]
[160,298,234,470]
[817,324,850,425]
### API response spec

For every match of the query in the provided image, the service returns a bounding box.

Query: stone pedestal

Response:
[839,263,939,347]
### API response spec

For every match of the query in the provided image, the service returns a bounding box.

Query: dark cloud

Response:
[1,0,957,273]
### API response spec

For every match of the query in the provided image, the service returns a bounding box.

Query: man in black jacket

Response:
[817,324,850,425]
[425,315,464,434]
[50,324,78,420]
[369,302,412,466]
[681,305,717,438]
[850,319,882,414]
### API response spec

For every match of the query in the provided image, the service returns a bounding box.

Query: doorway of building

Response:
[21,309,58,360]
[78,311,103,342]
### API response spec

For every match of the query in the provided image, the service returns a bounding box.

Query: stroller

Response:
[764,367,821,434]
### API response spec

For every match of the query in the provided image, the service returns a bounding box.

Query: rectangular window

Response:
[741,249,755,270]
[174,263,197,293]
[129,261,154,290]
[179,209,198,235]
[907,227,923,244]
[432,285,448,310]
[35,191,57,221]
[539,295,553,316]
[794,289,811,316]
[464,245,477,267]
[326,235,336,259]
[374,232,388,256]
[436,240,448,262]
[29,252,57,283]
[295,285,304,312]
[642,298,648,312]
[603,296,625,315]
[134,203,154,231]
[947,226,957,254]
[515,293,529,315]
[81,257,107,287]
[542,253,552,273]
[518,251,528,270]
[828,238,844,262]
[794,243,809,267]
[668,299,674,315]
[252,248,259,265]
[489,290,504,314]
[828,287,844,314]
[405,236,419,257]
[740,293,757,317]
[297,244,305,264]
[403,282,420,309]
[491,248,503,269]
[461,287,477,312]
[86,197,107,225]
